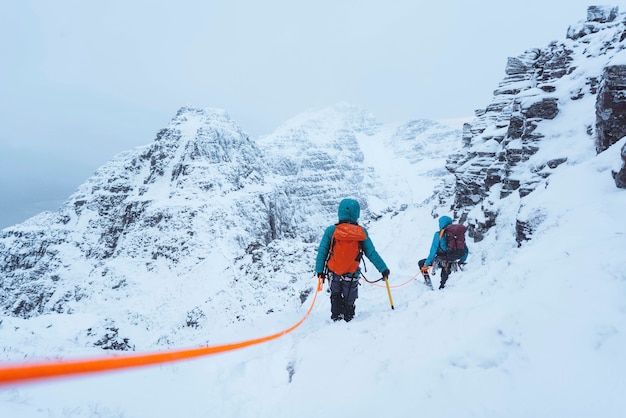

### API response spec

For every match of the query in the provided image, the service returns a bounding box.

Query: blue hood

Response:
[439,215,453,229]
[338,199,360,223]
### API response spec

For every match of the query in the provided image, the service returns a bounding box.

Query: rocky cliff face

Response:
[596,64,626,153]
[441,5,626,244]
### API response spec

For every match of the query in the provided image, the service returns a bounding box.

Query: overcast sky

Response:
[0,1,602,228]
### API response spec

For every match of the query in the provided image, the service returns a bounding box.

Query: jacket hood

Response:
[439,215,453,229]
[338,198,360,223]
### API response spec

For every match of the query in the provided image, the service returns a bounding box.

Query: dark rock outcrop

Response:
[567,6,620,40]
[596,65,626,153]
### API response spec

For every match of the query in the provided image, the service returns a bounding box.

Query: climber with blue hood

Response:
[316,198,389,322]
[418,215,469,289]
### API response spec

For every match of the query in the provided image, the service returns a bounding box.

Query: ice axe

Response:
[384,275,394,310]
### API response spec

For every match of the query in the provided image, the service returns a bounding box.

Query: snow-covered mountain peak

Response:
[149,106,259,170]
[260,102,381,150]
[164,106,247,145]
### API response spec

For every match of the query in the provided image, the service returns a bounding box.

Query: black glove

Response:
[382,269,390,279]
[317,273,325,283]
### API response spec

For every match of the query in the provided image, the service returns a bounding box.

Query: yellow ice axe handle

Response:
[384,276,394,310]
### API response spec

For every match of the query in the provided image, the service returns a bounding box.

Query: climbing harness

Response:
[431,259,464,276]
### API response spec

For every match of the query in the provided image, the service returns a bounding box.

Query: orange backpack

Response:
[326,223,367,275]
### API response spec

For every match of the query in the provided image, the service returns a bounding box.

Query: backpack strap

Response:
[437,228,446,252]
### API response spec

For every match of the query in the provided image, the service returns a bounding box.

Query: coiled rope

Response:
[0,278,323,387]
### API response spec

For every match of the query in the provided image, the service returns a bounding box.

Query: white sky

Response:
[0,1,604,228]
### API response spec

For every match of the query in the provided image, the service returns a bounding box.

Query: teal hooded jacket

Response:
[424,215,469,265]
[315,199,388,277]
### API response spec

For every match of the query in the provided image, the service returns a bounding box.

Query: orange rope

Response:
[0,279,322,387]
[366,272,420,288]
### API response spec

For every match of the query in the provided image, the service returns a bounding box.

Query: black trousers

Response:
[329,272,358,321]
[419,258,450,288]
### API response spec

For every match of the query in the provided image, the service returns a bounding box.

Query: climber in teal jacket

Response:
[424,215,469,266]
[315,198,389,321]
[419,215,468,289]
